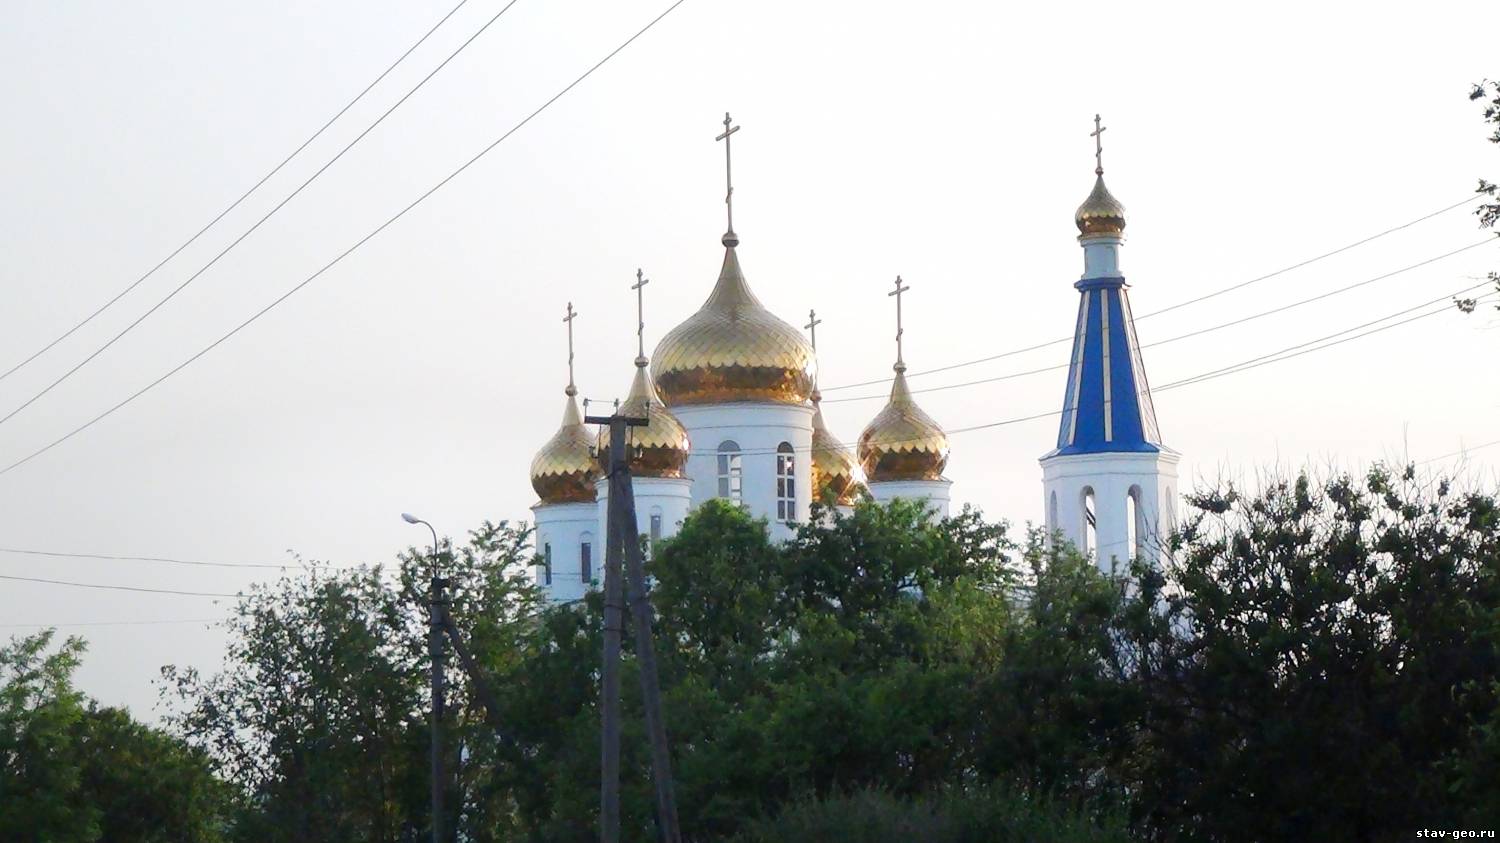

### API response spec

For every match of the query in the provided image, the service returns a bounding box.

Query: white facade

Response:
[868,479,953,520]
[531,501,599,602]
[671,402,815,541]
[594,474,694,551]
[1042,450,1179,574]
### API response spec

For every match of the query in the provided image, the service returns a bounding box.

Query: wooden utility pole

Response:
[585,407,683,843]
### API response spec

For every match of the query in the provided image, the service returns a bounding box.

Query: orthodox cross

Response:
[888,275,909,368]
[716,112,741,242]
[632,269,650,364]
[1090,113,1107,176]
[804,309,822,351]
[562,301,579,395]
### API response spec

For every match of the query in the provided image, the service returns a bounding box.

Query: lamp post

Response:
[403,512,444,843]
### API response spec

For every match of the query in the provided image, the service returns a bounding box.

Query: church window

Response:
[775,442,796,521]
[1126,486,1142,561]
[717,441,743,503]
[543,542,552,586]
[580,535,593,584]
[1081,487,1097,559]
[650,508,663,543]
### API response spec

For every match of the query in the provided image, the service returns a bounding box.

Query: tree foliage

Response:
[1458,79,1500,314]
[1,630,228,842]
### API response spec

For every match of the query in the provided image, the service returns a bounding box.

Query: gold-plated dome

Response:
[811,397,862,506]
[1075,174,1127,237]
[652,247,816,406]
[858,367,949,483]
[530,390,602,503]
[596,362,690,478]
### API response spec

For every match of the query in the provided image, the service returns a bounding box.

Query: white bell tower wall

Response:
[670,402,815,541]
[531,501,598,602]
[1041,450,1179,575]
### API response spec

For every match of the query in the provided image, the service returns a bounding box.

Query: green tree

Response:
[1458,79,1500,314]
[1121,466,1500,839]
[1,630,228,842]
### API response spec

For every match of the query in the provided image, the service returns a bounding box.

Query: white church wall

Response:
[670,402,815,541]
[868,479,953,520]
[531,500,597,603]
[1041,450,1179,575]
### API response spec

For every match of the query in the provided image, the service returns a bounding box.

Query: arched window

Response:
[775,442,796,522]
[649,507,663,543]
[1126,486,1142,561]
[717,441,743,503]
[1081,487,1097,558]
[543,542,552,586]
[579,532,593,585]
[1049,491,1059,535]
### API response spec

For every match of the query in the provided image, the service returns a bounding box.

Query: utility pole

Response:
[402,513,446,843]
[585,406,683,843]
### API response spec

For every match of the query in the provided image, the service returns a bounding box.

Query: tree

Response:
[1,630,228,842]
[1457,79,1500,314]
[1120,466,1500,839]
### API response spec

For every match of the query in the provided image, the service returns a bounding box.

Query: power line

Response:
[0,573,239,598]
[819,196,1484,393]
[822,243,1497,405]
[0,617,224,630]
[1417,438,1500,466]
[0,0,691,479]
[0,0,525,430]
[675,285,1492,458]
[0,0,473,386]
[0,546,347,571]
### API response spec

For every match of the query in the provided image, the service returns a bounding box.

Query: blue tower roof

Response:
[1045,275,1165,458]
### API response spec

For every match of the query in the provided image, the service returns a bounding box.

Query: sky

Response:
[1,0,1497,719]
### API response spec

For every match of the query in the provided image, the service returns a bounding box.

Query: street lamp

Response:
[403,512,445,843]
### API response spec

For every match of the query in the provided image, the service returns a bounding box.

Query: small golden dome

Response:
[811,398,862,506]
[596,362,690,478]
[652,247,816,406]
[530,390,602,503]
[857,367,949,483]
[1075,174,1127,237]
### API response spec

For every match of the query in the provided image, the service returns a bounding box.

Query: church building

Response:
[527,115,1175,598]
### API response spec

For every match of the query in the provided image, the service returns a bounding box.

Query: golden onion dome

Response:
[857,366,949,483]
[811,396,862,506]
[530,388,602,504]
[596,360,690,478]
[1075,173,1127,237]
[651,247,816,406]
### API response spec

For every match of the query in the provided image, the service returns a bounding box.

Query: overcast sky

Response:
[2,0,1497,718]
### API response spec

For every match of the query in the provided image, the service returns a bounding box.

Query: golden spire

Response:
[651,115,816,406]
[804,309,861,505]
[1075,114,1127,237]
[598,269,690,477]
[858,278,949,483]
[530,302,601,503]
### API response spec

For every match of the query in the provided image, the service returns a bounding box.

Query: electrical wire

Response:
[821,243,1497,405]
[0,0,691,479]
[1417,438,1500,466]
[818,196,1485,393]
[0,0,474,387]
[0,546,348,571]
[0,573,239,598]
[0,0,525,430]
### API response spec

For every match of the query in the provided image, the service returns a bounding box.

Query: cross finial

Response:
[804,309,822,351]
[888,275,910,371]
[562,301,579,396]
[1090,113,1107,176]
[631,268,650,367]
[716,112,741,247]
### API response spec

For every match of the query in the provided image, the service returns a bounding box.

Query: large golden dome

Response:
[596,361,690,478]
[652,247,816,406]
[811,396,862,506]
[858,366,949,483]
[530,389,601,503]
[1075,173,1127,237]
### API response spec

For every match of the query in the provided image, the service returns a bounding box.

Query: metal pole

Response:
[429,568,445,843]
[614,466,683,843]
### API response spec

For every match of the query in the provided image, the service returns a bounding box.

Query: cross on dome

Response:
[888,275,910,371]
[716,112,741,246]
[804,309,822,351]
[632,268,650,366]
[562,301,579,396]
